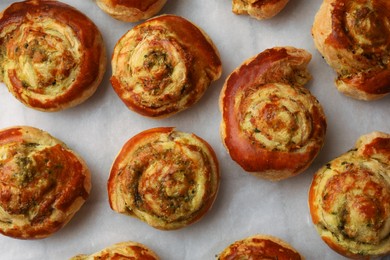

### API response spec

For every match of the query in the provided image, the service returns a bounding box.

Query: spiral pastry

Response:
[309,132,390,259]
[232,0,290,20]
[111,14,222,118]
[108,127,220,230]
[95,0,167,22]
[312,0,390,100]
[220,47,327,181]
[0,126,91,239]
[217,234,304,260]
[0,0,106,111]
[70,241,160,260]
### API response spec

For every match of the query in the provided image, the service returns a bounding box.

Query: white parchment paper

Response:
[0,0,388,259]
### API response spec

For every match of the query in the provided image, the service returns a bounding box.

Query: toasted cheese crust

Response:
[0,126,91,239]
[0,0,106,111]
[312,0,390,100]
[111,14,222,118]
[70,241,159,260]
[108,127,220,230]
[220,46,327,181]
[96,0,167,22]
[232,0,290,20]
[309,132,390,259]
[217,234,304,259]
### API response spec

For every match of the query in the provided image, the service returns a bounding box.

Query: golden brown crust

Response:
[95,0,167,22]
[111,14,222,118]
[232,0,290,20]
[70,241,159,260]
[0,126,91,239]
[217,234,304,259]
[108,127,220,230]
[220,46,327,181]
[312,0,390,100]
[309,132,390,259]
[0,0,106,111]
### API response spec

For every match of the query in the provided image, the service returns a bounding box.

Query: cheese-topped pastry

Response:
[217,234,304,259]
[108,127,220,230]
[309,132,390,259]
[111,14,222,118]
[0,0,106,111]
[312,0,390,100]
[95,0,167,22]
[70,241,159,260]
[220,47,327,181]
[232,0,290,20]
[0,126,91,239]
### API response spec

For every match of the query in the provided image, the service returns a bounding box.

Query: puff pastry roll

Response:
[217,234,304,259]
[0,0,106,111]
[108,127,220,230]
[0,126,91,239]
[312,0,390,100]
[309,132,390,259]
[111,14,222,118]
[232,0,290,20]
[95,0,167,22]
[220,47,327,181]
[70,241,159,260]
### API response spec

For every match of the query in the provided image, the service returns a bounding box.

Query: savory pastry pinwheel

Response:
[70,241,159,260]
[0,0,106,111]
[232,0,290,20]
[95,0,167,22]
[0,126,91,239]
[309,132,390,259]
[217,234,304,260]
[312,0,390,100]
[108,127,220,230]
[220,47,327,181]
[111,14,222,118]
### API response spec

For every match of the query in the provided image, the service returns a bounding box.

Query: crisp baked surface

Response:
[220,46,327,181]
[309,132,390,259]
[217,234,304,259]
[70,241,159,260]
[232,0,290,20]
[312,0,390,100]
[95,0,167,22]
[0,126,91,239]
[111,14,222,118]
[0,0,106,111]
[108,127,220,230]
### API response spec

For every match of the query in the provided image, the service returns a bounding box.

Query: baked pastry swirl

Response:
[312,0,390,100]
[108,127,220,230]
[232,0,290,20]
[111,14,222,118]
[217,234,304,259]
[220,47,327,181]
[0,126,91,239]
[95,0,167,22]
[309,132,390,259]
[70,241,159,260]
[0,0,106,111]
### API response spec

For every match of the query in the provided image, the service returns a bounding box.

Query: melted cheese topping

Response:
[108,128,219,230]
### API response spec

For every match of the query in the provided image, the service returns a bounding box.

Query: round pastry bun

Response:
[217,234,304,259]
[0,126,91,239]
[220,46,327,181]
[95,0,167,22]
[70,241,159,260]
[232,0,290,20]
[0,0,106,111]
[111,14,222,119]
[309,131,390,259]
[312,0,390,100]
[108,127,220,230]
